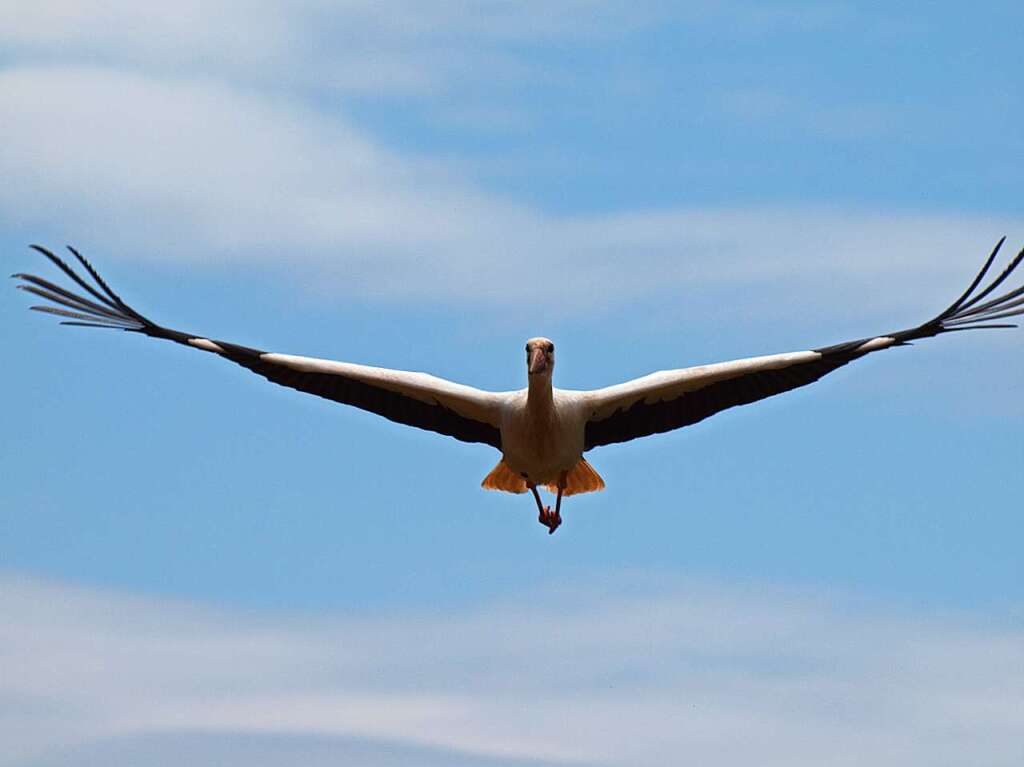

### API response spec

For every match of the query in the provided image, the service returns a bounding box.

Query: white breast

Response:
[499,389,588,484]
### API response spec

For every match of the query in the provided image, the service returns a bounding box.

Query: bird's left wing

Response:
[14,246,504,449]
[584,239,1024,450]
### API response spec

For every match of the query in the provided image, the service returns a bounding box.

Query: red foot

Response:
[538,506,562,535]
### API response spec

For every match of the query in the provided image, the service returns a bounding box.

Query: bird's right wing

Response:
[14,246,505,449]
[583,239,1024,450]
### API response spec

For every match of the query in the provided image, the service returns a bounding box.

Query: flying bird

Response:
[14,240,1024,534]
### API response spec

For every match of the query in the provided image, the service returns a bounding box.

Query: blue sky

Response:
[2,2,1023,765]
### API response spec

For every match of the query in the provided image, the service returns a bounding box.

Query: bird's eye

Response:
[547,344,554,353]
[525,345,530,352]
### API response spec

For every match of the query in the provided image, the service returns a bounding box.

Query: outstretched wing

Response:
[14,246,504,449]
[584,238,1024,450]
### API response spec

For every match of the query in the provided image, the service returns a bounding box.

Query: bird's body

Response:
[498,384,587,487]
[14,240,1024,534]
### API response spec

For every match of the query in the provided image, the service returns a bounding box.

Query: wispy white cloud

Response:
[3,65,1020,315]
[0,0,675,96]
[3,574,1023,767]
[1,1,1019,318]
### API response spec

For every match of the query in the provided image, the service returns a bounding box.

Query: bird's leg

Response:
[549,470,567,535]
[529,483,550,526]
[529,483,561,535]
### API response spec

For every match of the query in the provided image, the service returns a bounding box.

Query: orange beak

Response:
[528,346,548,375]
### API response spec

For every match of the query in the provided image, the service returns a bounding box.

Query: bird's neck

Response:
[527,373,554,412]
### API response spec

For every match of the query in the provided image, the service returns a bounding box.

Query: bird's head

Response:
[526,337,555,377]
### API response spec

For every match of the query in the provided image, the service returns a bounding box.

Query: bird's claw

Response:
[538,505,562,535]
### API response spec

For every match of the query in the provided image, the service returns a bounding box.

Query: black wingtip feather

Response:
[896,239,1024,344]
[956,243,1024,316]
[59,321,133,329]
[65,244,137,317]
[15,244,157,332]
[26,244,122,313]
[935,237,1005,321]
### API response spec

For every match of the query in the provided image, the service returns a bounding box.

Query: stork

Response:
[14,240,1024,534]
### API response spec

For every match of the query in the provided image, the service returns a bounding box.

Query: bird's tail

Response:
[544,458,605,496]
[481,461,529,494]
[481,458,606,496]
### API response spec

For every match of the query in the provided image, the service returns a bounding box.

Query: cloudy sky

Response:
[2,2,1023,765]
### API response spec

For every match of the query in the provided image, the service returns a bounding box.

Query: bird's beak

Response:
[528,347,548,375]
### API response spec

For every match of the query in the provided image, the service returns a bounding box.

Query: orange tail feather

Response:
[544,458,605,496]
[481,461,528,494]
